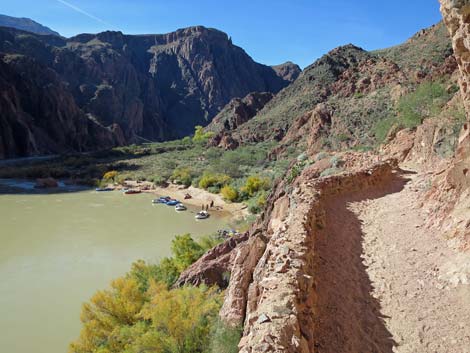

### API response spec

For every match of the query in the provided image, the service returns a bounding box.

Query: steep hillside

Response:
[374,22,452,70]
[0,26,293,158]
[205,91,274,149]
[217,23,454,156]
[229,44,372,143]
[0,14,60,36]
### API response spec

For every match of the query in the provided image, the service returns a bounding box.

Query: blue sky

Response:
[2,0,443,68]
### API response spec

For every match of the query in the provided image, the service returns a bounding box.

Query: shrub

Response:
[257,191,267,208]
[220,185,239,202]
[330,155,344,168]
[208,320,242,353]
[207,185,221,194]
[171,233,205,272]
[171,167,193,187]
[70,279,223,353]
[198,172,231,190]
[296,153,308,162]
[70,231,226,353]
[397,81,450,129]
[241,176,270,196]
[246,191,268,214]
[315,152,329,161]
[181,136,192,145]
[247,198,261,214]
[198,234,224,251]
[139,283,222,353]
[192,125,215,144]
[153,257,181,288]
[128,233,216,290]
[373,116,395,143]
[287,163,303,184]
[151,175,168,187]
[373,82,451,144]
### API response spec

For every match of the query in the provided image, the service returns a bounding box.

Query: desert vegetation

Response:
[69,232,241,353]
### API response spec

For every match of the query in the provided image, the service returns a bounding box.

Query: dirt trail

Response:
[313,170,470,353]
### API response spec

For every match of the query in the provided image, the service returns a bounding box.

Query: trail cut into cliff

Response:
[315,167,470,353]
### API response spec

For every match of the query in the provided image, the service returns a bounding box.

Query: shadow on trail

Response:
[312,171,411,353]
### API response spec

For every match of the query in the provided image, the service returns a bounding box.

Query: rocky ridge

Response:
[0,25,294,158]
[271,61,301,82]
[211,23,456,154]
[0,14,60,36]
[206,91,274,149]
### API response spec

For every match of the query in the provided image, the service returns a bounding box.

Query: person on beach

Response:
[210,200,214,208]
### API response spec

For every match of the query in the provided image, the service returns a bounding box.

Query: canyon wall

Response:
[423,0,470,248]
[439,0,470,117]
[0,26,296,158]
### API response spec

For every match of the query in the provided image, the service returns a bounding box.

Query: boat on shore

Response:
[175,203,187,211]
[152,196,171,204]
[123,189,141,195]
[165,199,179,206]
[195,210,209,219]
[96,187,114,192]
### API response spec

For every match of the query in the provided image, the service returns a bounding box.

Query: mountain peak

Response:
[0,14,59,36]
[272,62,302,82]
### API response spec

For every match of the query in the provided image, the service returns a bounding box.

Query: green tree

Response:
[103,170,118,181]
[198,172,231,190]
[69,277,146,353]
[220,185,238,202]
[241,176,270,196]
[171,234,205,272]
[171,168,192,187]
[140,282,223,353]
[192,126,215,144]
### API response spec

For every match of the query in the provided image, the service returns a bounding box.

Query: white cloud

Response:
[55,0,113,28]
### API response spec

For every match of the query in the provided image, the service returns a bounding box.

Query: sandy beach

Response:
[121,181,249,219]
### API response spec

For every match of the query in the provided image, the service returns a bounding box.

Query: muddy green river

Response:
[0,181,229,353]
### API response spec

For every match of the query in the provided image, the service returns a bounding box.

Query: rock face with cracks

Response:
[424,0,470,249]
[439,0,470,117]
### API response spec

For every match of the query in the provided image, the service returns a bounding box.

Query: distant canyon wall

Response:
[0,26,299,158]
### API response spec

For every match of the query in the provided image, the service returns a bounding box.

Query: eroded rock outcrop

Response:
[271,61,302,82]
[422,0,470,248]
[206,92,274,149]
[175,232,248,288]
[440,0,470,116]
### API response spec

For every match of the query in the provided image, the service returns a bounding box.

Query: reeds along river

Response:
[0,181,229,353]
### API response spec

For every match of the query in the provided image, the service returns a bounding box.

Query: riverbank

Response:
[121,181,249,219]
[0,184,229,353]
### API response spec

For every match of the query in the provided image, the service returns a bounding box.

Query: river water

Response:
[0,181,229,353]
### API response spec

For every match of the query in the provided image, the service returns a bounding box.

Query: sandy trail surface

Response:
[314,170,470,353]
